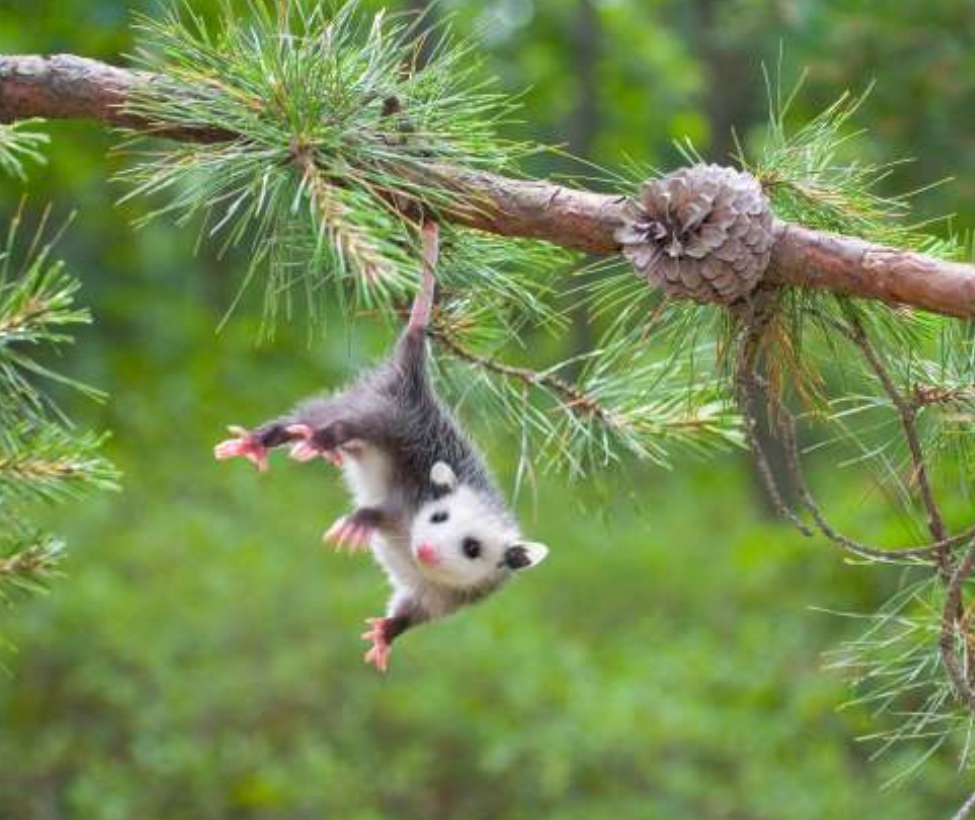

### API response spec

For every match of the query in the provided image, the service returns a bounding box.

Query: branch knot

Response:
[616,164,775,305]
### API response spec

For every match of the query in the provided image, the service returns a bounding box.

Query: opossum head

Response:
[409,462,549,591]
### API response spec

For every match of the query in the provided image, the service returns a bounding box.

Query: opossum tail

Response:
[408,220,439,334]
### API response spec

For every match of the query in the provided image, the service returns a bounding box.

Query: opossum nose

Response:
[416,543,439,566]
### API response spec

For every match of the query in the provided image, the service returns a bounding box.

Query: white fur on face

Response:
[410,485,520,590]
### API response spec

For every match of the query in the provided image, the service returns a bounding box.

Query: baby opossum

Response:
[214,222,549,671]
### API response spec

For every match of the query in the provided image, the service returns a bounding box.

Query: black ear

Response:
[504,542,550,571]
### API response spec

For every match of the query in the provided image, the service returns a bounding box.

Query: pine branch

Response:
[732,285,975,774]
[109,3,548,327]
[0,534,63,601]
[842,313,949,567]
[432,327,624,430]
[0,206,117,640]
[0,120,48,180]
[823,576,967,786]
[737,358,975,563]
[915,385,975,407]
[0,257,87,348]
[291,142,398,287]
[0,209,101,425]
[433,323,740,475]
[3,51,975,317]
[0,425,117,505]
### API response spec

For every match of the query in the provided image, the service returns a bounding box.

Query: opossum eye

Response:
[462,537,482,559]
[430,510,449,524]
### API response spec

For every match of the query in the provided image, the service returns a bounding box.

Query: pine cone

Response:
[616,165,775,305]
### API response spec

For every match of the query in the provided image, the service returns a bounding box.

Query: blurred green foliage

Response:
[2,0,975,818]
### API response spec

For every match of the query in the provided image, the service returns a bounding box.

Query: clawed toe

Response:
[214,427,269,472]
[323,515,373,551]
[286,425,316,462]
[362,617,392,672]
[289,440,320,462]
[213,440,240,460]
[287,425,343,466]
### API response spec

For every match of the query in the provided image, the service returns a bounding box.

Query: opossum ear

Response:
[504,542,549,571]
[430,461,458,490]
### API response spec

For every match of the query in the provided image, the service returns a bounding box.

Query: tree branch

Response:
[734,298,975,563]
[3,53,975,318]
[0,54,232,142]
[844,315,949,568]
[739,361,975,564]
[941,539,975,715]
[431,327,625,430]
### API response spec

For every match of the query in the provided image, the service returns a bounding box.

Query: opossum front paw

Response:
[286,424,343,466]
[214,426,269,472]
[309,421,368,459]
[361,617,393,673]
[323,513,374,552]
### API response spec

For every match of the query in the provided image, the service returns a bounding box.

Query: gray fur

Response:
[250,323,521,641]
[219,222,549,670]
[266,326,507,516]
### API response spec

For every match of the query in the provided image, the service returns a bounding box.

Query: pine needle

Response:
[0,121,49,181]
[119,0,535,332]
[0,203,118,641]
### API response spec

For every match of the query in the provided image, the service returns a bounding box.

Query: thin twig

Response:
[844,313,949,571]
[734,294,975,563]
[742,365,975,561]
[738,367,812,537]
[916,385,975,407]
[778,396,975,560]
[950,783,975,820]
[733,287,813,532]
[941,540,975,714]
[431,327,625,431]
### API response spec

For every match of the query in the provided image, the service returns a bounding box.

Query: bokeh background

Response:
[2,1,975,817]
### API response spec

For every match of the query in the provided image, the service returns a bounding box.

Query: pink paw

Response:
[323,515,374,552]
[214,426,269,472]
[286,425,343,466]
[362,617,393,673]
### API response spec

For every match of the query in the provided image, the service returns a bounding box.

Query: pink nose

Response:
[416,543,439,566]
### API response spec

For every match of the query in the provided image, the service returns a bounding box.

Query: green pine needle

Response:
[823,576,975,786]
[738,71,962,393]
[0,533,64,604]
[435,326,741,481]
[0,207,103,430]
[119,0,535,331]
[0,121,49,182]
[112,0,740,472]
[0,425,118,506]
[0,206,117,642]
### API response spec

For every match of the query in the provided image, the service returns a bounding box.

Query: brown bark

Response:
[418,166,628,254]
[2,53,975,318]
[0,54,232,142]
[770,223,975,317]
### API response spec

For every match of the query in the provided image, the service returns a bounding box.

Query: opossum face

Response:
[409,463,549,590]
